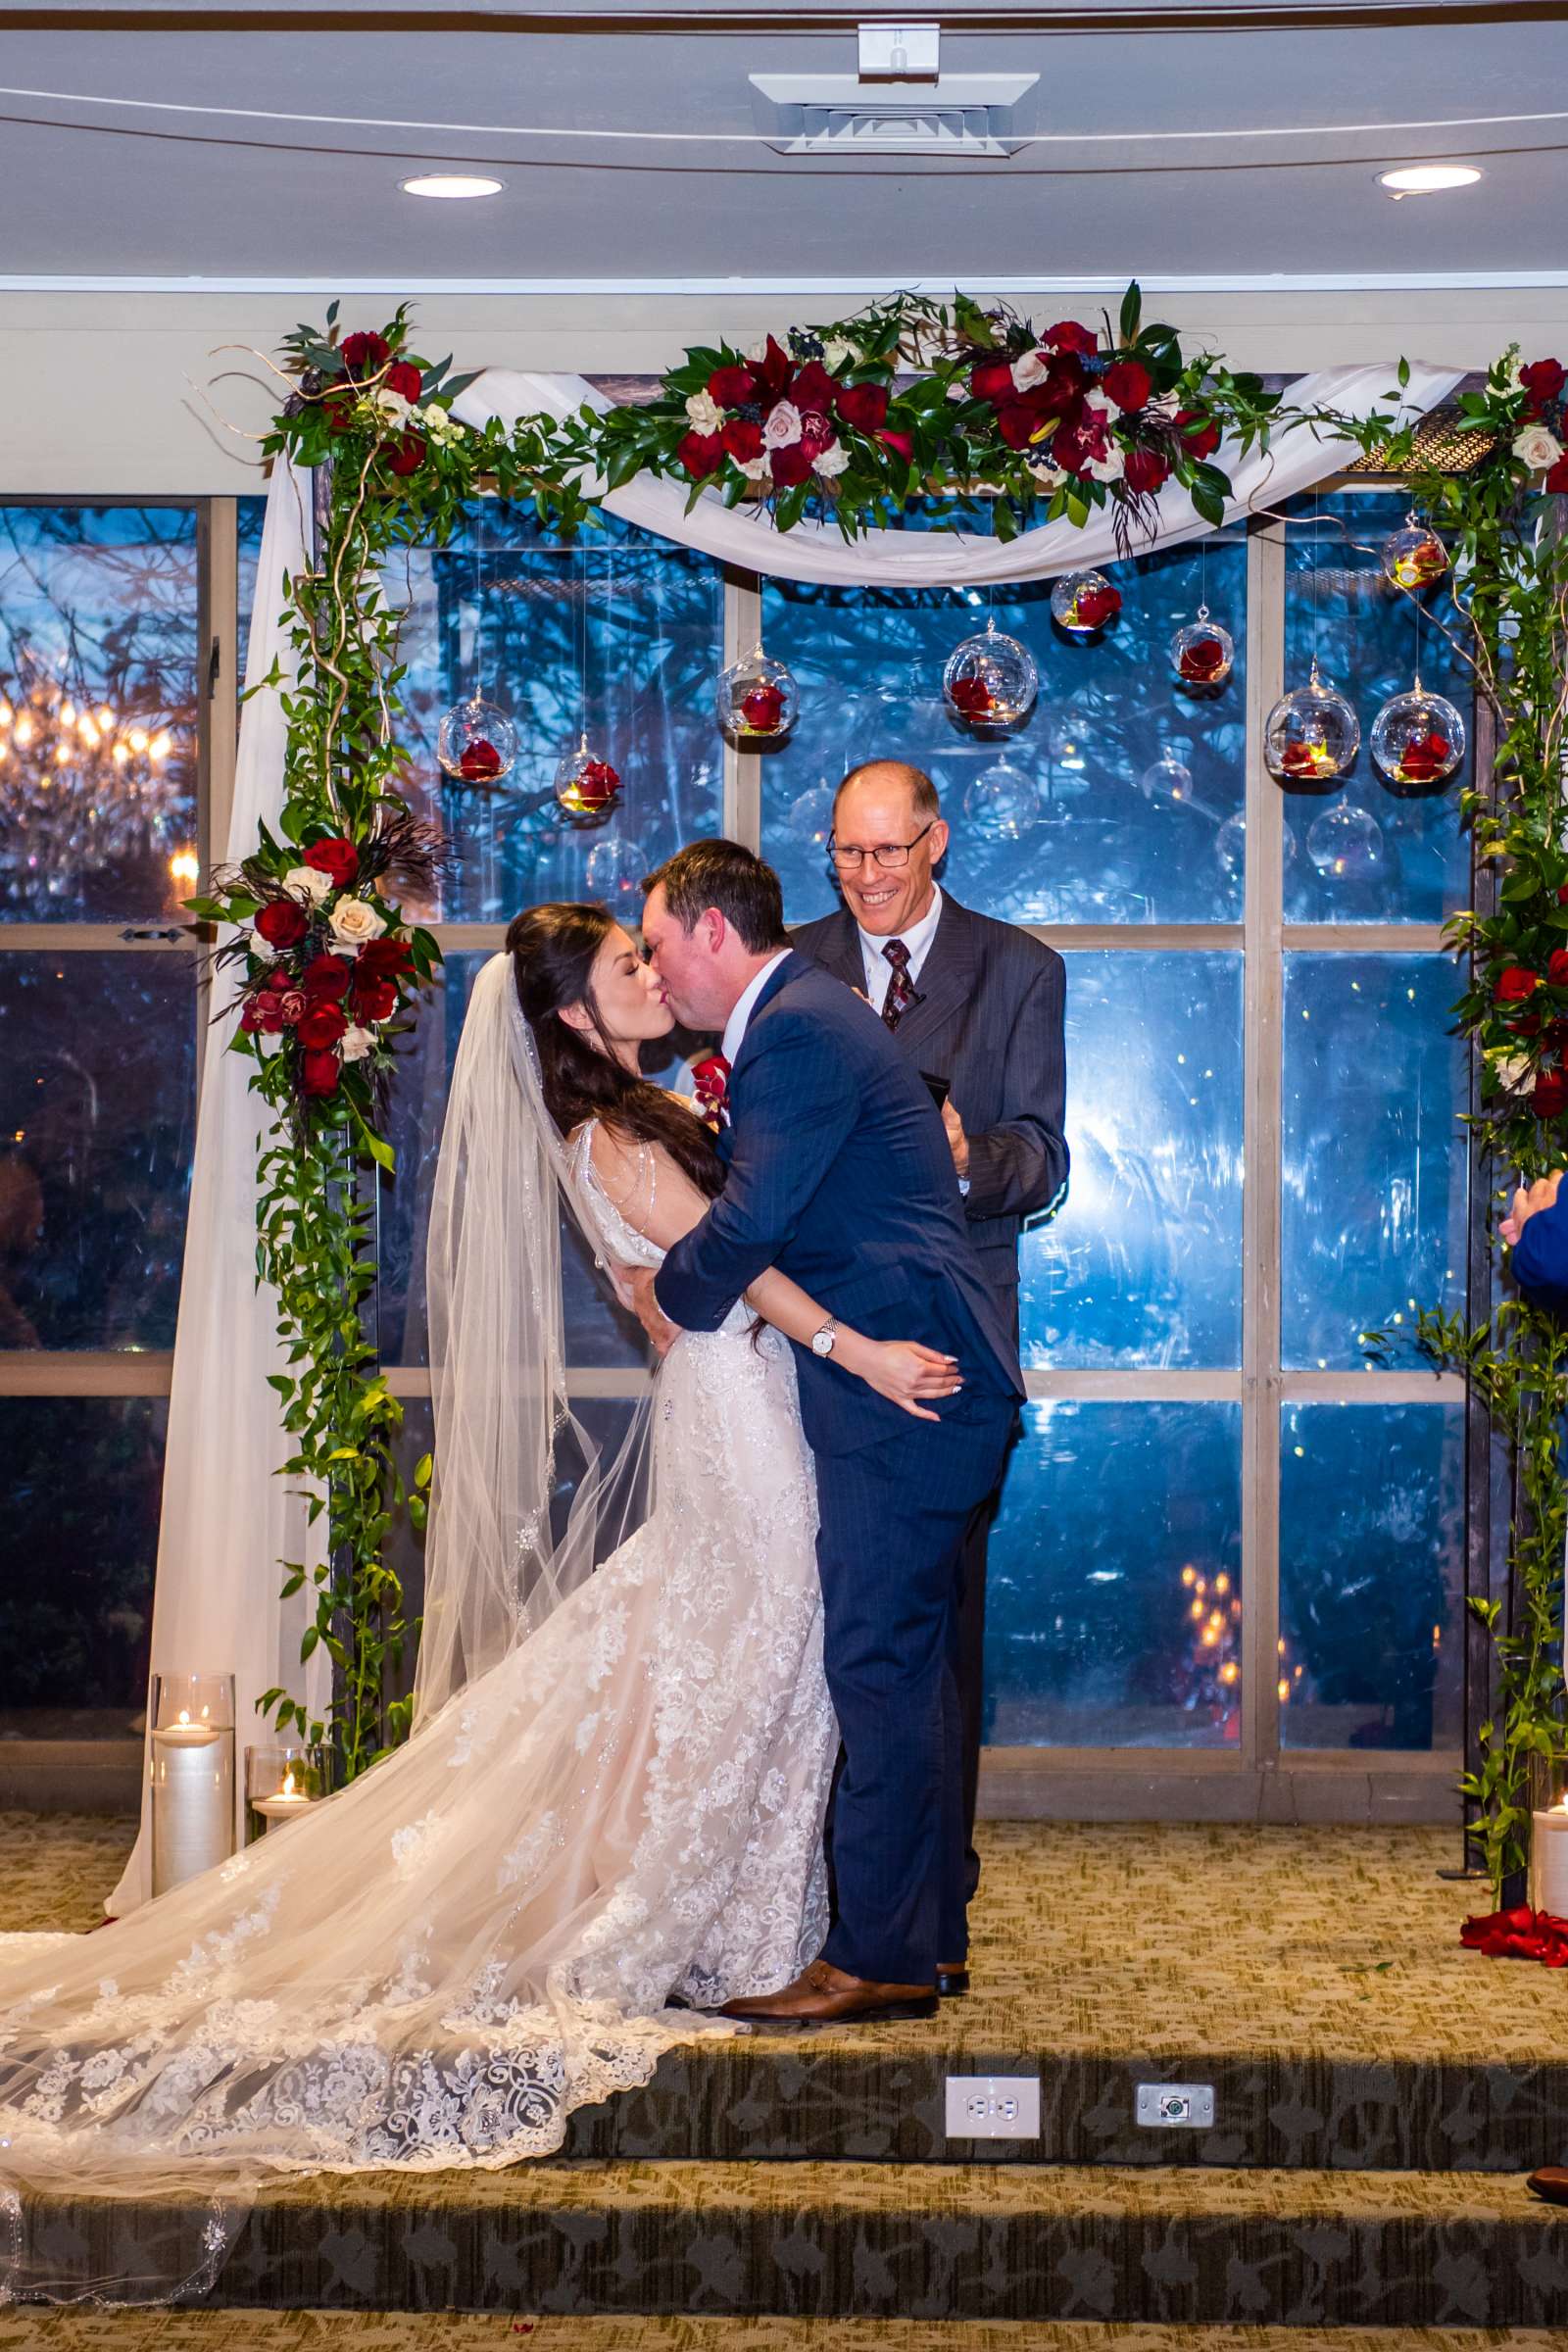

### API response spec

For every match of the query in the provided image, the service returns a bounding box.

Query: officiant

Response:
[794,759,1068,1963]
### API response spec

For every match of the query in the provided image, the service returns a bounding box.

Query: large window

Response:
[0,484,1469,1806]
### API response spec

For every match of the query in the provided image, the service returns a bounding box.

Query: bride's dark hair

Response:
[506,902,723,1199]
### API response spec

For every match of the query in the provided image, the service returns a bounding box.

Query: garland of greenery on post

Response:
[206,297,1568,1875]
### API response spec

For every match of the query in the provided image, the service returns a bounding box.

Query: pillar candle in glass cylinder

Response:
[1531,1798,1568,1919]
[244,1743,325,1841]
[150,1672,235,1895]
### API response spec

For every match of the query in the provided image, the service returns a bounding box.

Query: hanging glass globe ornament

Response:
[1139,754,1194,808]
[1215,811,1298,886]
[963,756,1040,842]
[584,833,647,905]
[1263,660,1360,785]
[554,734,623,823]
[1307,801,1385,883]
[1381,514,1448,593]
[786,781,837,853]
[1369,680,1465,791]
[436,696,516,784]
[942,616,1038,728]
[716,647,798,743]
[1050,570,1122,638]
[1171,610,1234,689]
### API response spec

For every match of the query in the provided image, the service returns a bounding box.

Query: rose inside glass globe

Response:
[555,742,622,820]
[942,623,1038,728]
[1171,619,1234,688]
[1370,688,1465,789]
[1051,571,1122,637]
[1381,523,1448,591]
[437,698,516,783]
[717,654,798,741]
[1265,674,1360,784]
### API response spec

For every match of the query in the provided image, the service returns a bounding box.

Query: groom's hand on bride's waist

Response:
[621,1264,681,1358]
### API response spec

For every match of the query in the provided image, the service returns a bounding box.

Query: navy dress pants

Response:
[814,1393,1016,1988]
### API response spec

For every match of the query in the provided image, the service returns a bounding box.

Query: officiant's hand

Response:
[621,1263,680,1359]
[941,1098,970,1180]
[1501,1169,1566,1247]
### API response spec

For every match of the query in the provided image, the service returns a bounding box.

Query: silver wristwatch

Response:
[810,1317,839,1359]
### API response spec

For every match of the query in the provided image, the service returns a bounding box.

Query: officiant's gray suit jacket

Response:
[792,891,1068,1305]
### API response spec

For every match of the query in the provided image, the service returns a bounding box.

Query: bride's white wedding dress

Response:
[0,1114,834,2297]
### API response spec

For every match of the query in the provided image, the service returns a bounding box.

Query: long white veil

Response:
[416,948,655,1723]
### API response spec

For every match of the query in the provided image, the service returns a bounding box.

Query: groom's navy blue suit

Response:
[656,952,1022,1985]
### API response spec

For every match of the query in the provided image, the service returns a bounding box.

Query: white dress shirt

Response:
[720,948,794,1069]
[858,885,944,1014]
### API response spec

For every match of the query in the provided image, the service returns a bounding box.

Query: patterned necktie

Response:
[881,939,920,1033]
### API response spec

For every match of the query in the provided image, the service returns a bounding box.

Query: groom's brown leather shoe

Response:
[719,1958,938,2024]
[1528,2167,1568,2205]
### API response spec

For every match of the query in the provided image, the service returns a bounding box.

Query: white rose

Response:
[762,400,803,451]
[329,896,388,948]
[684,389,726,434]
[1494,1051,1535,1093]
[339,1024,375,1062]
[249,930,279,961]
[282,863,333,908]
[1010,347,1051,392]
[821,339,853,372]
[1514,423,1564,472]
[815,439,851,478]
[371,389,414,428]
[737,454,770,483]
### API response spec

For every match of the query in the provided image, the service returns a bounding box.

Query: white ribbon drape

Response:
[113,360,1462,1910]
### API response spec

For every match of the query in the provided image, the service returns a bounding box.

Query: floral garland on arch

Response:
[203,295,1567,1896]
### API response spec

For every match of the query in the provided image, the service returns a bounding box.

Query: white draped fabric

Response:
[112,360,1462,1912]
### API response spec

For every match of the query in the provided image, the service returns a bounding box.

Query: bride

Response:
[0,900,956,2304]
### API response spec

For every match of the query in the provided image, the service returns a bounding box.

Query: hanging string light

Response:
[555,534,623,824]
[1170,537,1234,688]
[0,652,192,906]
[435,552,517,785]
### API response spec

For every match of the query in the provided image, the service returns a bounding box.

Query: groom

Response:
[641,839,1023,2024]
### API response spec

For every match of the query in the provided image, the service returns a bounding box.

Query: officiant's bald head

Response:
[832,761,949,937]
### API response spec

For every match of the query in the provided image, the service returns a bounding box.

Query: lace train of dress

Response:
[0,1133,834,2300]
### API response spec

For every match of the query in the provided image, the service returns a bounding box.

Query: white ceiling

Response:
[4,4,1568,289]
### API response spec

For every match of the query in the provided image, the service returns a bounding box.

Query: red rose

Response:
[721,416,763,464]
[340,331,390,378]
[298,1002,349,1051]
[707,364,757,407]
[350,977,399,1023]
[1558,884,1568,906]
[1514,1013,1544,1038]
[1495,966,1542,1003]
[1178,633,1228,680]
[1124,447,1170,494]
[301,953,354,1000]
[255,899,309,950]
[1519,359,1566,412]
[767,440,813,488]
[577,759,620,809]
[877,428,914,462]
[949,675,993,719]
[835,381,890,434]
[386,432,426,477]
[1548,950,1568,987]
[1398,750,1439,782]
[1535,1071,1568,1118]
[1102,359,1152,412]
[740,683,785,733]
[790,362,838,414]
[384,361,422,403]
[970,360,1017,406]
[1044,320,1098,356]
[1072,583,1122,631]
[300,1048,342,1098]
[1547,457,1568,496]
[676,429,724,480]
[1177,410,1222,461]
[304,836,358,888]
[460,738,504,781]
[357,937,416,979]
[241,981,291,1036]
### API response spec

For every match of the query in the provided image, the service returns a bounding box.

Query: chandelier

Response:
[0,657,195,908]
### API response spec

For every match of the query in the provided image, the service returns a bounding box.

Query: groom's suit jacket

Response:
[792,892,1068,1313]
[655,952,1024,1458]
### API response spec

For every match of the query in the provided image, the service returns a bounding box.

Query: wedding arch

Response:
[113,287,1568,1912]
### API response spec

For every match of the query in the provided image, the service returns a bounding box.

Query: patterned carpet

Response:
[4,2318,1568,2349]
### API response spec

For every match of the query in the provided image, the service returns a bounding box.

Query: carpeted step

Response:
[37,2160,1550,2325]
[7,2312,1568,2351]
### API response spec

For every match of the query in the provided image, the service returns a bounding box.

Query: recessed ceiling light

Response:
[400,173,504,200]
[1377,164,1483,198]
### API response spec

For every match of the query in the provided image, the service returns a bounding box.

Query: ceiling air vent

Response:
[749,75,1039,161]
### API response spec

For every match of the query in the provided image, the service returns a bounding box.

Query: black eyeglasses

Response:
[827,819,937,873]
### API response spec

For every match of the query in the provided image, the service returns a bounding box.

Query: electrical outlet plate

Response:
[944,2075,1041,2139]
[1136,2082,1215,2129]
